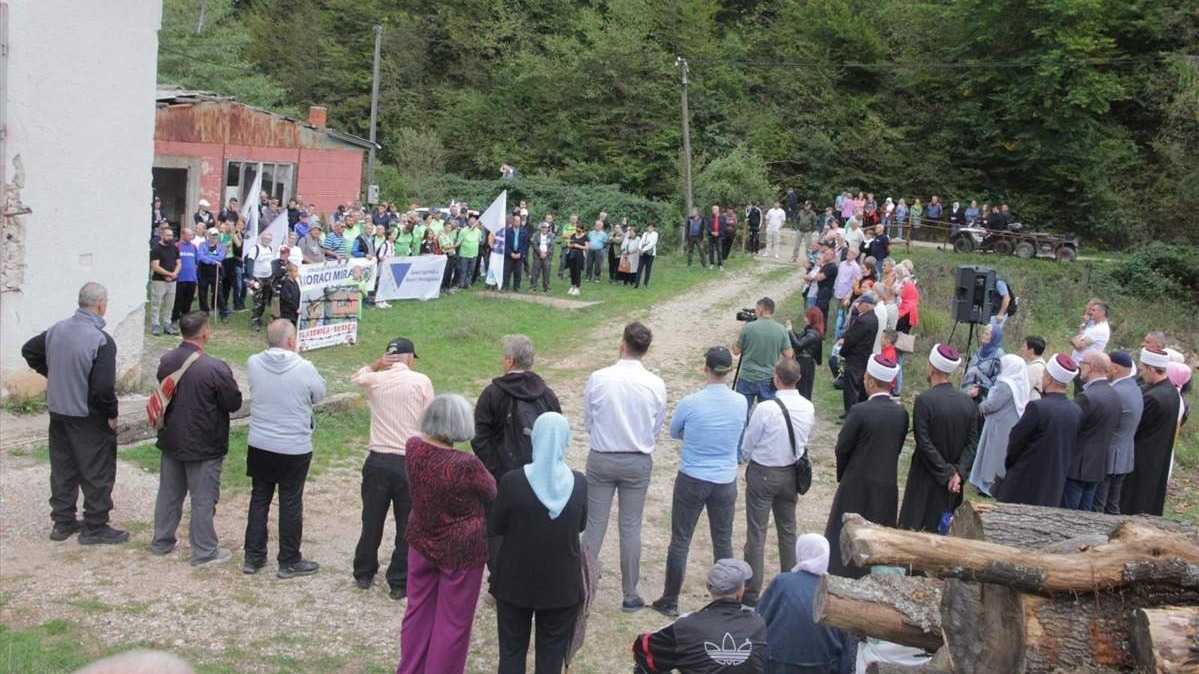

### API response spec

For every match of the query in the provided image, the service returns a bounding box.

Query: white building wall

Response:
[0,0,162,397]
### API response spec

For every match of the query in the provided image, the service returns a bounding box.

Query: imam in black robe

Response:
[995,393,1080,507]
[825,392,909,578]
[1120,378,1182,516]
[898,383,978,533]
[839,310,878,415]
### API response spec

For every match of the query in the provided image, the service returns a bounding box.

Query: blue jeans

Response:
[833,303,850,340]
[735,377,775,415]
[805,296,817,310]
[894,352,907,396]
[456,255,474,288]
[1061,478,1099,511]
[659,472,736,605]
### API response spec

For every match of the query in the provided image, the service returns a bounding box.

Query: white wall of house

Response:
[0,0,162,398]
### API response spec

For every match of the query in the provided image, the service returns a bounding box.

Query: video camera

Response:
[735,308,757,322]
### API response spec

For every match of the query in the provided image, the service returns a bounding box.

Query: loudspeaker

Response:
[954,265,996,324]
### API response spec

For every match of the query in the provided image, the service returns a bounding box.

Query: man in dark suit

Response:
[837,295,879,418]
[705,205,724,270]
[824,355,908,577]
[1063,352,1122,510]
[502,214,529,292]
[1120,347,1182,516]
[997,354,1081,507]
[899,344,977,533]
[1094,351,1143,514]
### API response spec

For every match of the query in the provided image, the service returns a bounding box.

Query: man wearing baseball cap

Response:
[350,337,434,599]
[824,354,908,577]
[996,354,1082,507]
[899,344,978,532]
[1120,347,1181,515]
[651,347,748,618]
[193,198,215,229]
[634,559,767,673]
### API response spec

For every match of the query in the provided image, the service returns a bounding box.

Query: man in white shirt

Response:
[529,221,555,292]
[247,233,275,330]
[1071,300,1111,365]
[738,358,814,605]
[636,223,659,289]
[582,322,668,612]
[843,217,865,255]
[764,201,787,258]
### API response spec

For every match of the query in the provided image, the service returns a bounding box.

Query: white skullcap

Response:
[867,354,900,383]
[1140,348,1170,369]
[1046,353,1079,385]
[929,343,962,374]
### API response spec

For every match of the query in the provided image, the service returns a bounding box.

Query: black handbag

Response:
[773,398,812,495]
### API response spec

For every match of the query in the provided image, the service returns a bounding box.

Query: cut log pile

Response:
[813,501,1199,673]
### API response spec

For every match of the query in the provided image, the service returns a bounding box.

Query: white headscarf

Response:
[792,533,830,576]
[996,353,1031,416]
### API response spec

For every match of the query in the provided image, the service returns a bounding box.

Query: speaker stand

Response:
[948,320,981,363]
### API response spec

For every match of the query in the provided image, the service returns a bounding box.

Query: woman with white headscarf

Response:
[489,412,588,674]
[969,353,1030,496]
[756,534,857,673]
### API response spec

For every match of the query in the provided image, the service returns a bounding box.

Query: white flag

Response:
[479,191,507,288]
[260,210,289,250]
[479,190,507,233]
[241,171,263,239]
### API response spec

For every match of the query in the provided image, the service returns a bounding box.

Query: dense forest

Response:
[158,0,1198,246]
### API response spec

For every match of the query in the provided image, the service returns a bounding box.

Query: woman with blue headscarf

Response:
[961,316,1005,401]
[489,412,588,674]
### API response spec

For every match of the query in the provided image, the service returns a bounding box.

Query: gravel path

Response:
[0,256,838,673]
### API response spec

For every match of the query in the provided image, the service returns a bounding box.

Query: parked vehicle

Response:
[950,223,1079,261]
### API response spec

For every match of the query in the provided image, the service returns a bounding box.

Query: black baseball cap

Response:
[705,346,733,375]
[386,337,418,358]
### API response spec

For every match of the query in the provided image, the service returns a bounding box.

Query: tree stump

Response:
[1130,606,1199,673]
[812,574,943,651]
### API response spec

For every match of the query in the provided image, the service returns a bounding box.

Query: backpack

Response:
[498,395,553,473]
[145,351,201,431]
[996,276,1018,316]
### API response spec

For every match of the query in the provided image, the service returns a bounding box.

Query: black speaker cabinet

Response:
[954,265,996,324]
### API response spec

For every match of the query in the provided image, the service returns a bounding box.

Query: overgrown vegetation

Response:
[158,0,1198,247]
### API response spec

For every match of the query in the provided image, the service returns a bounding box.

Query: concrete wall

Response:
[0,0,162,398]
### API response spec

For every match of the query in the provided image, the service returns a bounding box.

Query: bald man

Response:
[1062,352,1121,510]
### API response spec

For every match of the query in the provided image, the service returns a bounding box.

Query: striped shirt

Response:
[322,232,345,257]
[351,362,434,454]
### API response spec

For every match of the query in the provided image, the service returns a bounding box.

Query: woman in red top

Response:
[895,260,921,396]
[396,394,497,674]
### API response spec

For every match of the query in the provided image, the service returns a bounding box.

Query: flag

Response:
[241,171,263,239]
[260,210,289,250]
[479,191,507,288]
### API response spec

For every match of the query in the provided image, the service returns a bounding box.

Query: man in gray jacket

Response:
[1094,350,1143,514]
[243,319,327,578]
[21,282,128,544]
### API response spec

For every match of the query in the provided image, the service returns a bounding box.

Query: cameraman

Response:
[732,297,794,413]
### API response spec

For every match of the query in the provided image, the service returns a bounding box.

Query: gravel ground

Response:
[0,255,839,673]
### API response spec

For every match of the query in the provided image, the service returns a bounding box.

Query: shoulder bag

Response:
[145,351,201,430]
[773,398,812,495]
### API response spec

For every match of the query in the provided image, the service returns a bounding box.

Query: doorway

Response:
[152,167,189,230]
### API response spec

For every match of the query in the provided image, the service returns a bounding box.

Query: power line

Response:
[690,54,1183,70]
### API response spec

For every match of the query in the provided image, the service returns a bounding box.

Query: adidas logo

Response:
[704,632,753,666]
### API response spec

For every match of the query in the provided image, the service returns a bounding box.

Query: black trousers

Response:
[721,233,734,261]
[496,600,579,674]
[220,258,240,311]
[251,278,273,323]
[686,237,707,267]
[47,414,117,532]
[568,253,584,287]
[747,228,761,253]
[172,281,197,322]
[1093,473,1126,515]
[636,254,655,288]
[197,265,225,314]
[352,452,410,591]
[607,244,619,281]
[504,255,524,291]
[842,365,867,414]
[707,233,722,266]
[243,447,312,566]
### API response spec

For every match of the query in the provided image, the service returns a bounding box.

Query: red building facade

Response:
[153,88,372,227]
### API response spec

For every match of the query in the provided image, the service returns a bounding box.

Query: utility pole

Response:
[676,56,693,250]
[366,24,382,205]
[195,0,208,35]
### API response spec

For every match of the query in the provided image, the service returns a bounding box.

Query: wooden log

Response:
[1130,606,1199,673]
[840,514,1199,594]
[949,500,1199,549]
[941,577,1199,673]
[812,574,944,652]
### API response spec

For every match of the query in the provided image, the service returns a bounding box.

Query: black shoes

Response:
[621,596,646,613]
[389,586,406,601]
[49,520,81,542]
[355,577,373,590]
[242,560,264,575]
[277,559,320,579]
[78,525,130,546]
[651,598,680,617]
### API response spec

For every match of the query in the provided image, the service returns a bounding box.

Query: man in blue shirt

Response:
[585,220,609,282]
[652,346,748,617]
[196,227,226,319]
[171,227,200,332]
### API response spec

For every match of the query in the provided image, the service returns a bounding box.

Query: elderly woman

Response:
[962,317,1005,401]
[756,534,856,673]
[397,394,497,674]
[969,353,1029,497]
[785,308,825,401]
[490,412,588,674]
[619,226,641,286]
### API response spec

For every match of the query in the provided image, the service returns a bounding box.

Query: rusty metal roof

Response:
[155,86,376,150]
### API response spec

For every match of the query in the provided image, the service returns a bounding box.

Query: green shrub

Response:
[693,145,775,210]
[1098,242,1199,301]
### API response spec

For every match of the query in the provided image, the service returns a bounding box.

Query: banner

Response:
[296,259,375,351]
[479,190,507,289]
[376,255,448,301]
[241,172,263,240]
